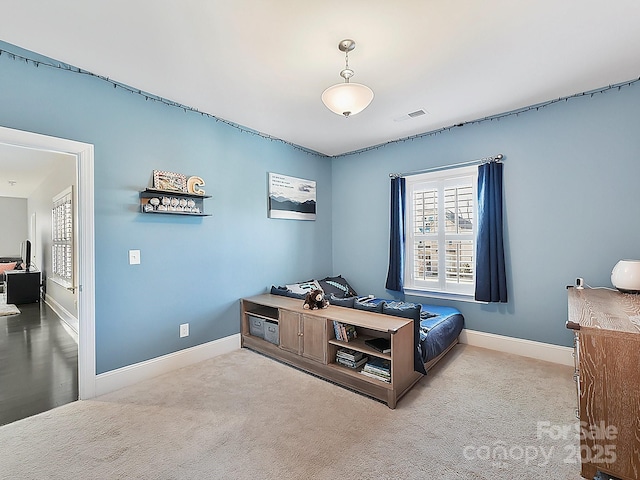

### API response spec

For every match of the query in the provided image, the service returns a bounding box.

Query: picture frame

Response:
[268,172,316,221]
[153,170,187,192]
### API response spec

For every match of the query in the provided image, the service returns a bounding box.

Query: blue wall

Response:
[332,82,640,347]
[0,42,332,373]
[2,41,639,366]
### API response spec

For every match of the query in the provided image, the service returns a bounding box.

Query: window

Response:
[52,186,74,288]
[404,166,477,297]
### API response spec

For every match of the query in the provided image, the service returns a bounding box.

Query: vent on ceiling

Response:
[393,109,429,122]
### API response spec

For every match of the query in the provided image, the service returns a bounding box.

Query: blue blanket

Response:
[417,304,464,363]
[361,297,464,364]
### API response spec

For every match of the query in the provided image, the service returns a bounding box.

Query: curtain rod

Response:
[389,153,504,178]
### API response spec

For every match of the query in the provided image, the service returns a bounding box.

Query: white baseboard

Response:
[45,293,79,342]
[95,334,241,397]
[459,329,573,366]
[91,330,569,398]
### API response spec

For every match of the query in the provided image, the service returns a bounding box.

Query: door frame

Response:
[0,125,96,399]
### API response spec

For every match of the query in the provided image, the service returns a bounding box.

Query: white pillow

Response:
[285,280,322,296]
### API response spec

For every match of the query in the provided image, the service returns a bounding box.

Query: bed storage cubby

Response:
[240,294,422,408]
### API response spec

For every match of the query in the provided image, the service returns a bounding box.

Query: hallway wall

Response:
[0,197,27,256]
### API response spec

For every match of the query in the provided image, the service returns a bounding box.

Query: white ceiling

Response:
[0,143,72,198]
[1,1,640,157]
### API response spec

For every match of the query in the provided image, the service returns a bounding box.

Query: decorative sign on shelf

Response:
[187,176,206,195]
[153,170,187,192]
[152,170,206,195]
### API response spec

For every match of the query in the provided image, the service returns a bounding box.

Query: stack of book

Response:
[335,348,368,369]
[360,357,391,383]
[364,337,391,354]
[333,321,357,342]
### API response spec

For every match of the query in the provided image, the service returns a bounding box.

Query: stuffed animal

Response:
[303,289,329,310]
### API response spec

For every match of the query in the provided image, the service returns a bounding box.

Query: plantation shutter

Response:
[52,186,74,288]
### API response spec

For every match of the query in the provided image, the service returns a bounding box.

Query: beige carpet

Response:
[0,345,584,479]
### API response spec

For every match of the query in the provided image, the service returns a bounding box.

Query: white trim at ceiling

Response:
[0,126,96,399]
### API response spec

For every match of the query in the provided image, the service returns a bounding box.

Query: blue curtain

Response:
[385,176,406,292]
[475,161,507,303]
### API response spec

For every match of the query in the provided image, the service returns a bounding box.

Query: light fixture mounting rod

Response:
[338,39,356,82]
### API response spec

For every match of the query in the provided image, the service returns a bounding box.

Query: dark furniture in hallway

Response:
[5,270,41,304]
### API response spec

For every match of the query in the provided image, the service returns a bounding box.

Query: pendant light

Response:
[321,39,374,117]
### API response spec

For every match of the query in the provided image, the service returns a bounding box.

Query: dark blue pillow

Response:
[329,294,356,308]
[319,275,358,298]
[270,285,305,299]
[354,298,384,313]
[285,290,307,300]
[382,301,427,375]
[383,301,421,319]
[270,285,288,296]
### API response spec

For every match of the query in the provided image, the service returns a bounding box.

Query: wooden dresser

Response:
[567,287,640,480]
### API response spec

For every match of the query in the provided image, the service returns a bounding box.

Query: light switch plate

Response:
[180,323,189,338]
[129,249,141,265]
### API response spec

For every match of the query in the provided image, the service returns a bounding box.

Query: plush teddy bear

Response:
[303,289,329,310]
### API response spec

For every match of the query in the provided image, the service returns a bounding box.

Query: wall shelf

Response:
[139,188,211,216]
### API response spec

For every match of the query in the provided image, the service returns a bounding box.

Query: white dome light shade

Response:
[322,82,374,117]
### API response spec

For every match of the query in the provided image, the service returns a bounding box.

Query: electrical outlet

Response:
[180,323,189,338]
[129,249,141,265]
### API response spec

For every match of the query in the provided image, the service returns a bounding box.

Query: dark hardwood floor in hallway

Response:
[0,298,78,426]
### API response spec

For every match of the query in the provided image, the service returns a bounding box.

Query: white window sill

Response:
[403,288,488,304]
[51,276,74,290]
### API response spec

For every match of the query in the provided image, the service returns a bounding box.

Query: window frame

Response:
[404,165,477,300]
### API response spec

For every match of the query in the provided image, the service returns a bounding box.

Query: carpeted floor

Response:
[0,344,584,479]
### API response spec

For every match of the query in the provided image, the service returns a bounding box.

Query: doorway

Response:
[0,125,96,401]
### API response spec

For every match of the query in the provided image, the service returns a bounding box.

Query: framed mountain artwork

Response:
[268,172,316,221]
